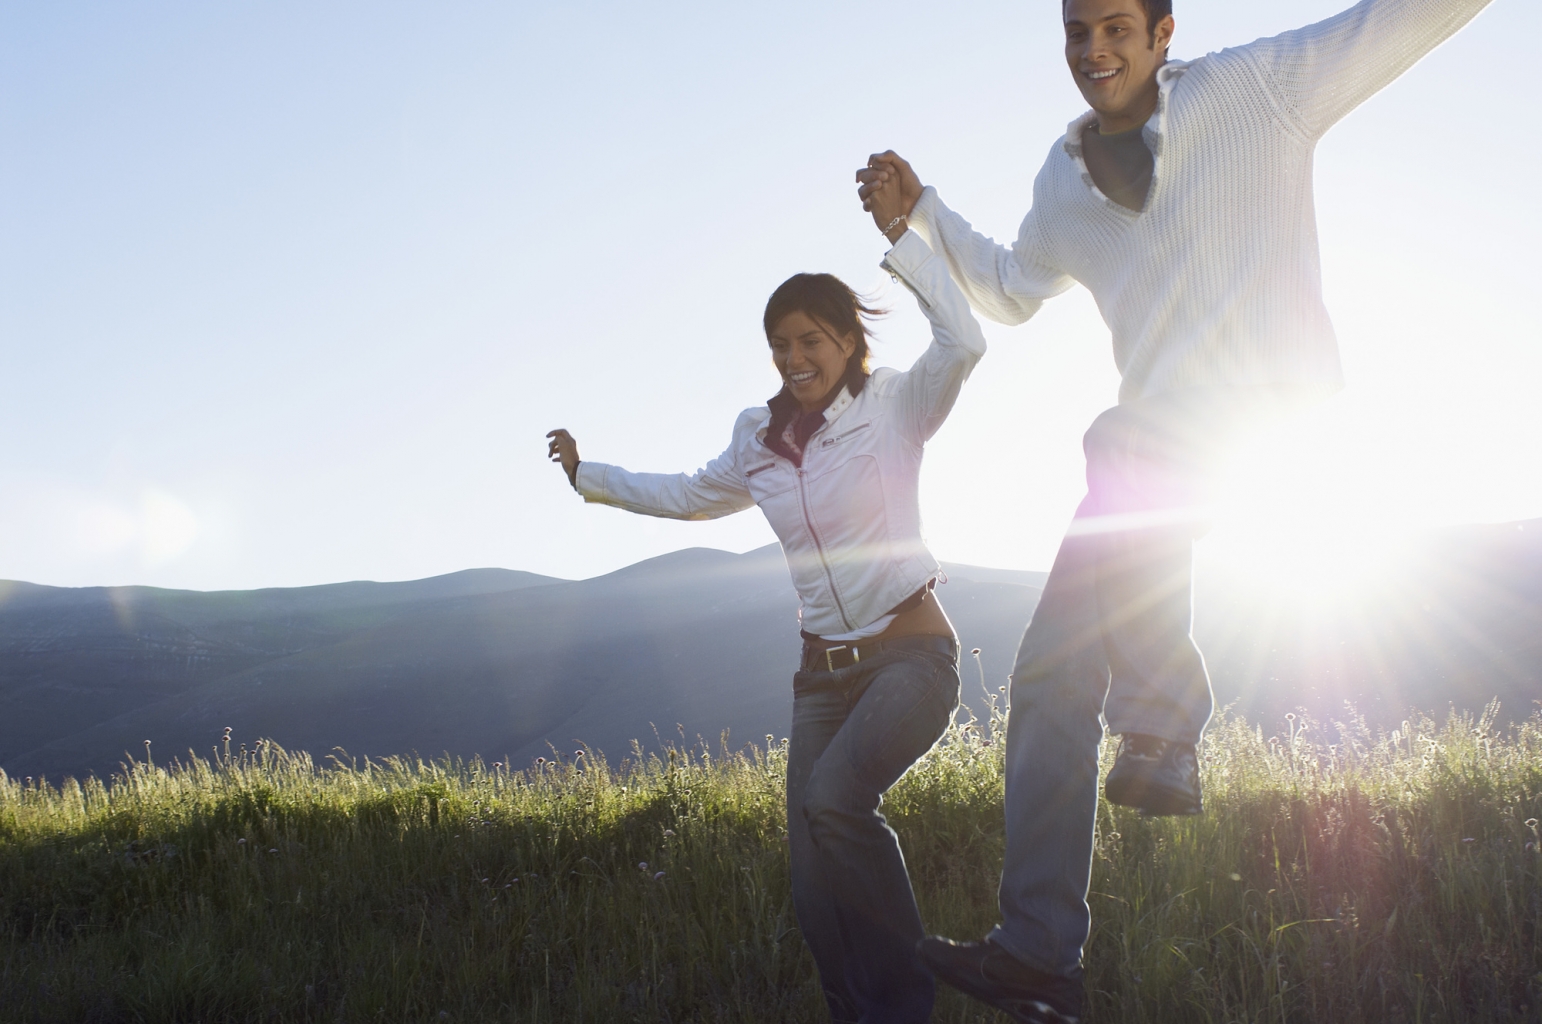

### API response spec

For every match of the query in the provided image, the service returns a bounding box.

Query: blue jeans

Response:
[787,635,961,1024]
[988,392,1260,977]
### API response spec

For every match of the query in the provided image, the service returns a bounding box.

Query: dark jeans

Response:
[988,390,1294,977]
[787,634,961,1024]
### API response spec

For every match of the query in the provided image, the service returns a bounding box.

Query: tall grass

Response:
[1,700,1539,1023]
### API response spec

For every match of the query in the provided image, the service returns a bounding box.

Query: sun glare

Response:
[1201,398,1414,603]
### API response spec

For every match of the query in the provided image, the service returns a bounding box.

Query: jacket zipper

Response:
[796,466,853,632]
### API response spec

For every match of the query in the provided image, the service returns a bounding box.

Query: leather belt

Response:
[800,634,958,674]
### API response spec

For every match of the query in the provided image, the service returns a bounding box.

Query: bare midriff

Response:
[865,588,957,645]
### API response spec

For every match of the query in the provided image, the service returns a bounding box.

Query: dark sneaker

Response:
[916,937,1083,1024]
[1104,733,1202,816]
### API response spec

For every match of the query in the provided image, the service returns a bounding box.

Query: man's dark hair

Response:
[1065,0,1172,46]
[1140,0,1173,44]
[763,273,884,374]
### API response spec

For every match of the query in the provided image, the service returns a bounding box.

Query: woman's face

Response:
[768,311,857,412]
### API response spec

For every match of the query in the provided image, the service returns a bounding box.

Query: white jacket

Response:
[575,230,987,637]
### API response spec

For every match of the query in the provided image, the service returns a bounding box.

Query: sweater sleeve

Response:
[877,229,989,447]
[574,414,757,521]
[906,184,1075,327]
[1241,0,1492,139]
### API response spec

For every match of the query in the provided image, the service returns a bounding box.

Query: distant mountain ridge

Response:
[0,569,562,772]
[2,522,1538,781]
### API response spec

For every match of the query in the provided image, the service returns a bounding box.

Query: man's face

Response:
[1063,0,1175,126]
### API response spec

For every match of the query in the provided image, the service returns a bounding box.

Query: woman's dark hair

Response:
[763,273,885,374]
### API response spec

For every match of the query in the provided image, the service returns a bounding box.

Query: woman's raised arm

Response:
[878,231,990,446]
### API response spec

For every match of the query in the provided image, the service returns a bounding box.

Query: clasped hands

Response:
[855,150,925,244]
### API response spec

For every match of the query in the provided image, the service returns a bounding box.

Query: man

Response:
[855,0,1492,1019]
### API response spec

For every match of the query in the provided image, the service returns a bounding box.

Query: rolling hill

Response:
[1,520,1537,781]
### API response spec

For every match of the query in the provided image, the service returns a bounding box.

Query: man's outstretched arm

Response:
[857,151,1074,327]
[1244,0,1493,139]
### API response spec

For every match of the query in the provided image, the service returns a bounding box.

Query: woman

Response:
[545,206,987,1024]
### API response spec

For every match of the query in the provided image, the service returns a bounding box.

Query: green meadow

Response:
[2,698,1539,1023]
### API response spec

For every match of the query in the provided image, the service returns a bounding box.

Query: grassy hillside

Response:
[2,700,1539,1023]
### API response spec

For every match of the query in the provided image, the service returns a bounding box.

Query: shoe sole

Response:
[1103,774,1202,816]
[919,950,1080,1024]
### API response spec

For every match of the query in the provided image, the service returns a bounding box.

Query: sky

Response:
[1,0,1537,593]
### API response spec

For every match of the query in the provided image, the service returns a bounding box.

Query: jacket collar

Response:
[762,364,868,464]
[765,362,867,425]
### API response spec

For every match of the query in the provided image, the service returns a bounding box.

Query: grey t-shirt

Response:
[1081,122,1153,212]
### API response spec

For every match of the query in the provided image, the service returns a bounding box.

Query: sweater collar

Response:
[1063,57,1190,161]
[1063,59,1189,214]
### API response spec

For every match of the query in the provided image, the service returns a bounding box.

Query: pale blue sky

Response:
[2,0,1535,590]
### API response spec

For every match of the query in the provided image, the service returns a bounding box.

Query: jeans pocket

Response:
[845,656,959,794]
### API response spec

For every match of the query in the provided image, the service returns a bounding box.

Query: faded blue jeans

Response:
[787,634,961,1024]
[988,390,1301,977]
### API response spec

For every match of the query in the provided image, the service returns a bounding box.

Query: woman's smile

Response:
[769,309,858,411]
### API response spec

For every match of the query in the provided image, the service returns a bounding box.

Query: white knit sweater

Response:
[908,0,1492,403]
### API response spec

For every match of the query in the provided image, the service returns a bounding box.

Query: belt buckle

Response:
[824,645,858,672]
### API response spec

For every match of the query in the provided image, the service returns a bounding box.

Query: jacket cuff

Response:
[880,230,939,309]
[574,461,609,503]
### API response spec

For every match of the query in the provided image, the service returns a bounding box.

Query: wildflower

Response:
[662,829,676,838]
[574,749,584,759]
[536,757,546,765]
[638,861,649,871]
[653,871,666,881]
[971,648,981,656]
[1462,837,1476,843]
[481,878,489,884]
[268,848,279,854]
[1229,873,1242,882]
[237,838,247,845]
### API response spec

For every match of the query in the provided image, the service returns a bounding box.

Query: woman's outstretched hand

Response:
[546,429,580,489]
